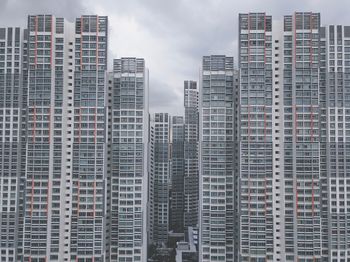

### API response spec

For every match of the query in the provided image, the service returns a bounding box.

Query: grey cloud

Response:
[149,78,183,115]
[0,0,87,26]
[106,0,350,115]
[2,0,350,115]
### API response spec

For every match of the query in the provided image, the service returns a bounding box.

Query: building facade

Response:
[320,23,350,262]
[170,116,185,234]
[2,11,350,262]
[183,80,199,232]
[238,12,350,262]
[0,15,109,262]
[71,15,108,261]
[199,55,236,262]
[149,112,171,245]
[238,13,275,261]
[0,26,26,262]
[109,57,149,261]
[22,15,108,261]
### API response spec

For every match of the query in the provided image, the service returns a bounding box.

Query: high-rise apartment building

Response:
[170,115,185,233]
[319,23,350,262]
[238,12,350,262]
[0,15,108,261]
[149,112,171,245]
[149,83,199,249]
[239,12,322,262]
[71,15,108,261]
[109,57,149,261]
[0,27,26,262]
[0,15,153,262]
[238,13,275,261]
[3,11,350,262]
[199,55,236,262]
[183,80,199,232]
[22,15,108,261]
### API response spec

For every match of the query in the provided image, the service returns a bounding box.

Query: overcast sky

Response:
[0,0,349,115]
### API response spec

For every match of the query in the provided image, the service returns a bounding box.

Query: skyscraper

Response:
[282,13,321,261]
[71,15,108,261]
[238,12,350,262]
[22,14,108,261]
[3,10,350,262]
[149,112,171,245]
[0,26,26,262]
[319,23,350,262]
[24,15,75,261]
[183,80,199,232]
[238,12,275,261]
[109,57,149,261]
[170,115,185,233]
[199,55,236,262]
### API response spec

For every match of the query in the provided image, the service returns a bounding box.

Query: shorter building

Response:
[149,113,171,245]
[175,227,198,262]
[183,81,199,231]
[170,116,185,233]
